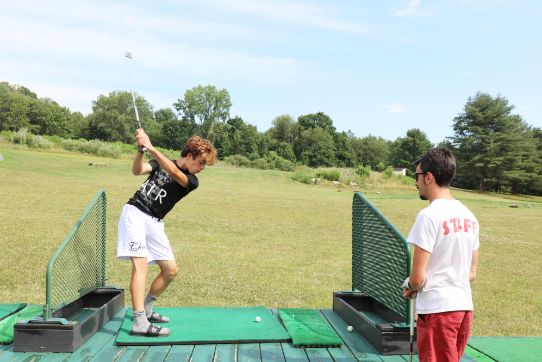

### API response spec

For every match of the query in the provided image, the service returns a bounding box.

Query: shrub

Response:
[10,129,52,149]
[383,166,394,179]
[355,164,371,178]
[58,138,122,158]
[291,169,316,184]
[264,151,295,172]
[316,169,341,182]
[223,155,252,168]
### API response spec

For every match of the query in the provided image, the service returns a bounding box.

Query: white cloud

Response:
[385,104,408,113]
[393,0,435,17]
[202,0,369,35]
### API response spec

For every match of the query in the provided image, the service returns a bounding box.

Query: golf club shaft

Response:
[409,298,415,362]
[130,90,142,129]
[125,51,146,152]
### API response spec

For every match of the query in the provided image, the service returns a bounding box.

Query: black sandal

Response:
[130,323,170,337]
[148,312,170,323]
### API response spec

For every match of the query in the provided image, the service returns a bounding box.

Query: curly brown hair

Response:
[181,136,217,165]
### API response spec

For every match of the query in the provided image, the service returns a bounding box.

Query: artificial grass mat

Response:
[468,336,542,362]
[116,306,290,345]
[0,304,26,321]
[278,308,342,348]
[0,304,43,344]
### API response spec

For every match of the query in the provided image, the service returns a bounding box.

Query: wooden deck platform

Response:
[0,307,494,362]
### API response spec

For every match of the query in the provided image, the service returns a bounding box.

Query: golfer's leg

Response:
[430,312,463,362]
[417,314,436,362]
[130,257,149,312]
[150,259,178,296]
[456,311,473,358]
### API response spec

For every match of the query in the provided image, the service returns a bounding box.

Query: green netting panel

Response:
[352,192,411,323]
[44,190,107,320]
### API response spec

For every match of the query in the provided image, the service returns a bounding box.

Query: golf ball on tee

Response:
[347,326,354,332]
[255,316,261,322]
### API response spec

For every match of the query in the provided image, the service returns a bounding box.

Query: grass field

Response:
[0,145,540,336]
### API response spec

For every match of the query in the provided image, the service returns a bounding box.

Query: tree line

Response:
[1,81,541,195]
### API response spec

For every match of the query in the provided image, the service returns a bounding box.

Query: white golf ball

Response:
[255,316,261,322]
[347,326,354,332]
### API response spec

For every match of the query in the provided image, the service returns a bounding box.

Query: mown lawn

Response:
[0,145,540,336]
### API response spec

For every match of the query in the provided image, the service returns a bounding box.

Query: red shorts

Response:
[417,310,473,362]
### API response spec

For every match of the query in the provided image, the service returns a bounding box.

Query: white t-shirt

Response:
[407,199,480,314]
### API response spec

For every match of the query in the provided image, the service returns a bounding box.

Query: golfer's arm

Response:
[132,151,153,175]
[146,148,189,187]
[410,245,430,290]
[469,250,479,282]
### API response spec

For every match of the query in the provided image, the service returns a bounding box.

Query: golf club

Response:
[409,297,415,362]
[124,51,146,152]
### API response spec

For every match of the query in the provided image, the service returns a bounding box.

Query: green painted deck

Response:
[0,307,507,362]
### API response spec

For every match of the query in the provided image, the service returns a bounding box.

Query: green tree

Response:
[28,98,74,138]
[154,108,177,123]
[173,84,232,139]
[390,128,433,173]
[451,93,539,193]
[267,114,296,144]
[333,131,356,167]
[87,91,153,143]
[350,135,391,170]
[297,127,336,167]
[297,112,336,134]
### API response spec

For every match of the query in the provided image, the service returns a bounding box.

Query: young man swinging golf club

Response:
[402,148,479,361]
[117,129,217,337]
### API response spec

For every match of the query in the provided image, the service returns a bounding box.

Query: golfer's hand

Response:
[135,129,153,152]
[402,288,417,299]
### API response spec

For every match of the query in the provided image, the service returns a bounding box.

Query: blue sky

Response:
[1,0,541,143]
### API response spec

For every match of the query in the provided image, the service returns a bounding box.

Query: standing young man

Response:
[117,129,217,337]
[402,148,480,361]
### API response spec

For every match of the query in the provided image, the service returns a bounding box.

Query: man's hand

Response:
[402,277,418,299]
[135,128,154,152]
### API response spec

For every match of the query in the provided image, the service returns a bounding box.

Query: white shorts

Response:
[117,204,175,264]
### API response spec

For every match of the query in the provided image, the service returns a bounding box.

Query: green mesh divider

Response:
[352,192,411,323]
[44,190,107,320]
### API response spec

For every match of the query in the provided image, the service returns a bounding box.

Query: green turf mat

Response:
[468,336,542,362]
[0,305,42,344]
[464,345,495,361]
[116,307,291,345]
[0,304,26,321]
[278,308,342,348]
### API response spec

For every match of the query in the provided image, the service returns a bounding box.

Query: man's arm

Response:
[469,250,479,282]
[135,129,189,187]
[403,245,431,298]
[131,150,153,175]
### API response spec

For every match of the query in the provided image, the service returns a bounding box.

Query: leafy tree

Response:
[350,135,391,170]
[28,98,74,138]
[389,128,433,173]
[86,91,153,143]
[159,118,195,150]
[297,127,336,167]
[267,114,296,144]
[1,91,32,132]
[450,93,539,193]
[173,84,232,139]
[297,112,336,134]
[225,116,260,159]
[154,108,177,123]
[333,131,356,167]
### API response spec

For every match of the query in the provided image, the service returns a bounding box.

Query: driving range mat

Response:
[278,308,342,347]
[116,306,291,345]
[468,336,542,362]
[0,304,26,321]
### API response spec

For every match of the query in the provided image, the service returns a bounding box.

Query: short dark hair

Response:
[414,148,456,187]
